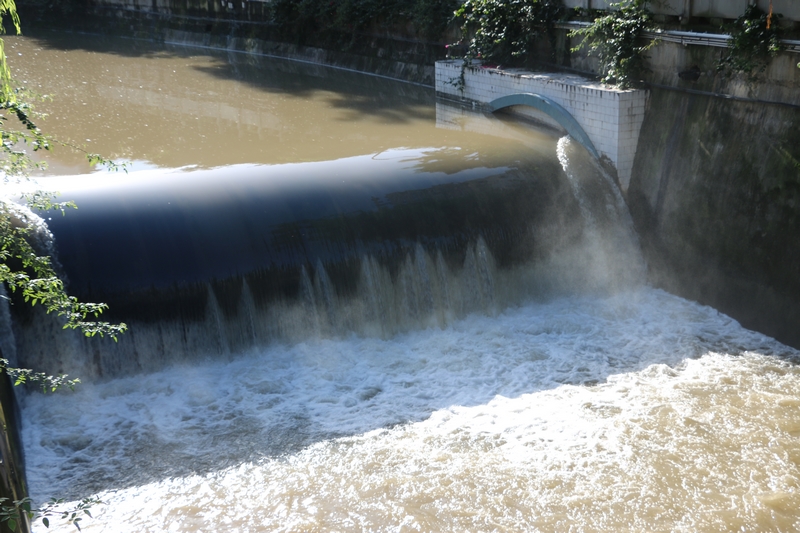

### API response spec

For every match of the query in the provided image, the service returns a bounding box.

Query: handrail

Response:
[555,21,800,53]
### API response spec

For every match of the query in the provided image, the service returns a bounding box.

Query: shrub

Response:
[570,0,655,89]
[454,0,565,66]
[717,5,783,81]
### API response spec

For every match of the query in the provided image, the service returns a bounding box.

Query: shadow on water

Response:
[189,54,436,124]
[12,31,800,514]
[24,287,799,503]
[18,137,791,504]
[16,29,436,122]
[5,29,460,174]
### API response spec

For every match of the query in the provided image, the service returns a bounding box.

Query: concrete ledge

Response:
[435,60,649,191]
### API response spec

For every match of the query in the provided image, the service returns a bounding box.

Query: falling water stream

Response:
[4,33,800,532]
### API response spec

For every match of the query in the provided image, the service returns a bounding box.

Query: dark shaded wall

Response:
[628,88,800,348]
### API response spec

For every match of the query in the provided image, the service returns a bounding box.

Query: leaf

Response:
[42,517,49,528]
[7,518,15,531]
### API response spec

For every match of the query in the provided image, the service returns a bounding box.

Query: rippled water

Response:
[21,288,800,532]
[7,33,800,533]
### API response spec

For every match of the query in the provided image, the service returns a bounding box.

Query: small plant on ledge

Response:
[454,0,565,68]
[569,0,656,89]
[717,5,783,82]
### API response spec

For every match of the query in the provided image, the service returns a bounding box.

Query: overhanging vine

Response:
[569,0,656,89]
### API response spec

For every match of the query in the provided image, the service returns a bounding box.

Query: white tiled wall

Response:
[436,61,649,190]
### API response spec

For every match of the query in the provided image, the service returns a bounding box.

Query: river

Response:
[5,32,800,532]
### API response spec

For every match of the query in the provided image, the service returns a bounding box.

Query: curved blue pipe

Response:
[489,93,600,160]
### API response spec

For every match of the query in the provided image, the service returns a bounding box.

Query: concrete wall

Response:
[435,56,800,351]
[565,32,800,108]
[628,87,800,349]
[563,0,800,22]
[436,60,648,190]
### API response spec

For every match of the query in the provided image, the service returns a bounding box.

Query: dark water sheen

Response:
[7,33,800,533]
[8,33,593,378]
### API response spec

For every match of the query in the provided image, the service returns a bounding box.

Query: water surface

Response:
[5,33,800,533]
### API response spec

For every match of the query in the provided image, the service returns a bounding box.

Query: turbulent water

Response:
[20,289,800,532]
[6,33,800,533]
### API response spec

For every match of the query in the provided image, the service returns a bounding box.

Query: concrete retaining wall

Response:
[563,0,800,22]
[628,87,800,349]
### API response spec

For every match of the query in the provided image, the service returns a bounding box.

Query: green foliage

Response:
[717,5,783,81]
[0,496,102,531]
[1,194,128,341]
[0,6,123,530]
[570,0,655,89]
[1,4,127,344]
[454,0,564,66]
[0,4,120,532]
[0,0,21,96]
[0,357,80,392]
[1,97,49,178]
[0,3,48,181]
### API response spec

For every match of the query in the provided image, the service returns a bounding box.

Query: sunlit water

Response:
[21,289,800,532]
[5,33,800,532]
[4,32,491,173]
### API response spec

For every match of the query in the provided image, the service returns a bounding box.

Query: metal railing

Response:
[556,21,800,53]
[560,0,800,23]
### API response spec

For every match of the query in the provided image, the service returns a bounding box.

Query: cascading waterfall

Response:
[16,137,800,533]
[6,33,800,532]
[12,144,608,379]
[15,140,654,384]
[206,284,231,356]
[556,136,647,291]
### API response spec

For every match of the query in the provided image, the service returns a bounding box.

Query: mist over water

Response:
[6,33,800,532]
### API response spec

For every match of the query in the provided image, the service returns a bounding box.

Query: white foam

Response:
[20,287,800,531]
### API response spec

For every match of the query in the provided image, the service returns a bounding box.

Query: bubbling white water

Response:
[20,288,800,532]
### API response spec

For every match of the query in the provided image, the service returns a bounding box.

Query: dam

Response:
[3,31,800,533]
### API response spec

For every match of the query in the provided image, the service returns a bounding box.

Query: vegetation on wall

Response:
[717,5,783,81]
[453,0,564,67]
[265,0,792,90]
[569,0,655,89]
[448,0,658,89]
